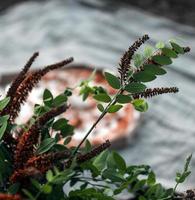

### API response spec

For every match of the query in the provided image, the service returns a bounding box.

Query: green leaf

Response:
[114,186,126,196]
[155,41,165,49]
[116,94,132,104]
[79,84,94,101]
[22,189,36,200]
[146,183,164,198]
[133,71,156,82]
[82,92,89,101]
[52,144,68,152]
[43,89,53,106]
[53,118,68,131]
[0,115,9,124]
[97,104,104,112]
[177,171,191,183]
[144,45,154,58]
[147,171,156,185]
[107,104,123,113]
[128,70,133,77]
[0,97,10,111]
[133,179,146,192]
[61,124,74,137]
[107,153,117,169]
[153,55,172,65]
[53,94,67,107]
[132,99,148,112]
[93,94,111,103]
[80,182,88,190]
[133,53,144,67]
[184,154,192,172]
[102,169,124,182]
[64,89,72,97]
[175,154,192,186]
[162,48,178,58]
[104,188,114,197]
[42,184,52,194]
[8,183,20,194]
[46,170,53,182]
[104,72,121,89]
[51,169,74,185]
[34,104,50,116]
[144,64,167,75]
[93,150,109,170]
[36,138,56,154]
[0,121,8,141]
[113,151,126,171]
[31,179,41,190]
[139,196,147,200]
[93,86,107,95]
[125,83,146,93]
[84,139,92,153]
[52,118,74,137]
[170,42,184,54]
[70,178,79,187]
[64,136,72,145]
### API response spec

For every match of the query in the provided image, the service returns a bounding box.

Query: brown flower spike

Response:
[14,104,69,169]
[6,52,39,100]
[64,140,111,168]
[2,57,73,122]
[25,151,71,173]
[118,34,149,84]
[0,55,73,152]
[133,87,179,99]
[10,167,41,184]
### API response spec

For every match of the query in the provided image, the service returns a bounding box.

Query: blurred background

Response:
[0,0,195,190]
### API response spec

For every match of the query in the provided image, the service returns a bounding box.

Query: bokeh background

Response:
[0,0,195,190]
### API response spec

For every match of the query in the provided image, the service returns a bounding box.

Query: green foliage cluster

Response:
[0,37,192,200]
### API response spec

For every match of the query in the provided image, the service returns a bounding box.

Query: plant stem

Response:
[73,68,136,157]
[73,106,108,156]
[73,90,121,156]
[173,182,179,196]
[73,111,106,156]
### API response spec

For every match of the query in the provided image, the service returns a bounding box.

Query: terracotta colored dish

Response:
[0,66,140,148]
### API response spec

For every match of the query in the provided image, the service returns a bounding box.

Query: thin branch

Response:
[73,89,121,156]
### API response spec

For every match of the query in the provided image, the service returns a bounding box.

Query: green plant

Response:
[0,35,192,200]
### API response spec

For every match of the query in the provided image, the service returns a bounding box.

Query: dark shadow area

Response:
[80,0,195,27]
[0,0,45,12]
[2,0,195,27]
[121,0,195,27]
